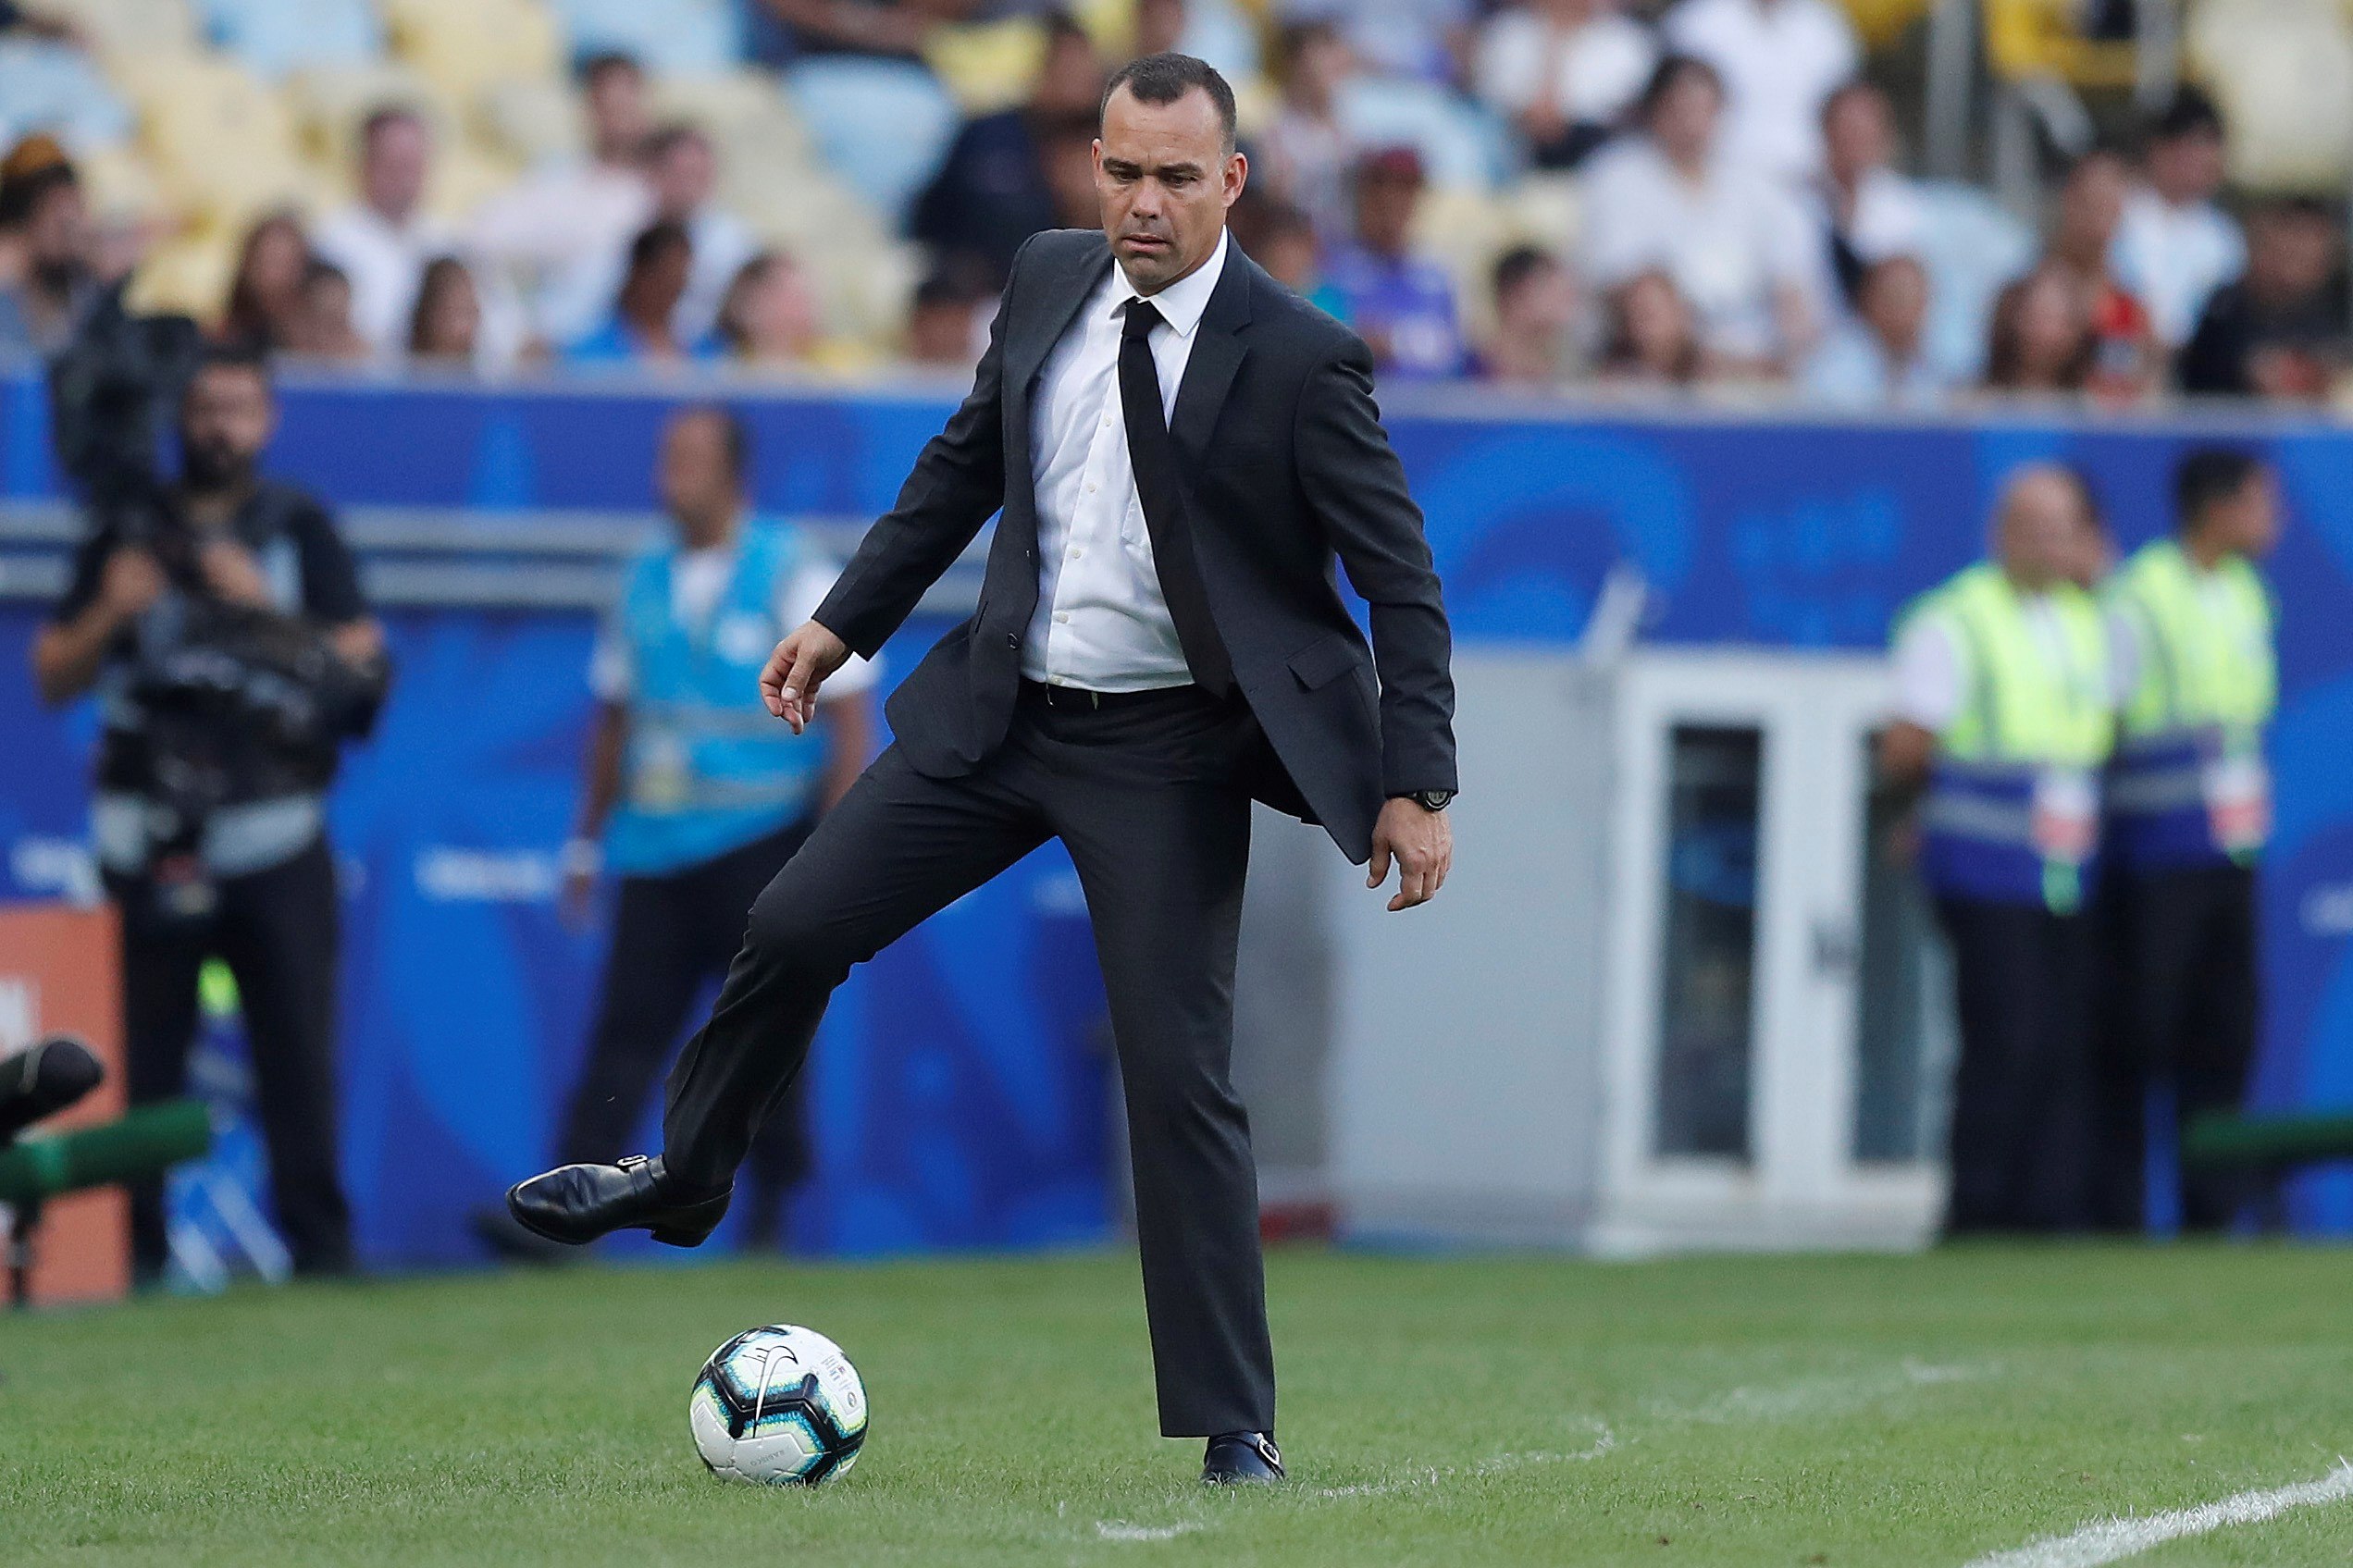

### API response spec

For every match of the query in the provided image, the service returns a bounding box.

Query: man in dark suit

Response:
[509,52,1458,1485]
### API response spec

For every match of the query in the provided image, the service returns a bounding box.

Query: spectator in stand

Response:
[910,14,1104,290]
[284,259,371,364]
[2112,89,2244,352]
[311,105,453,360]
[1579,56,1817,373]
[1276,0,1471,83]
[218,211,312,352]
[472,52,654,349]
[1813,80,1925,311]
[643,125,758,346]
[2048,149,2156,402]
[1233,195,1345,317]
[712,250,871,376]
[1803,253,1947,410]
[751,0,970,59]
[571,222,709,368]
[1322,145,1467,379]
[1596,268,1706,389]
[0,0,84,41]
[1261,21,1358,241]
[1473,0,1658,171]
[903,268,990,371]
[407,255,482,371]
[1983,265,2092,397]
[1478,245,1580,386]
[1663,0,1858,180]
[2178,198,2350,400]
[1133,0,1262,80]
[0,143,96,356]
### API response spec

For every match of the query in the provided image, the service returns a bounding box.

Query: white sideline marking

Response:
[1961,1461,2353,1568]
[1095,1520,1206,1542]
[1310,1425,1617,1500]
[1655,1360,2000,1426]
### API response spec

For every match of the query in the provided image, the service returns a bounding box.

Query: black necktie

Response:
[1119,298,1233,697]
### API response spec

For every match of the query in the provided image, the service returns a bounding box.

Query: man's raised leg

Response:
[509,746,1046,1244]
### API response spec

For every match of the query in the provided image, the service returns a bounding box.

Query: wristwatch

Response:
[1403,789,1455,812]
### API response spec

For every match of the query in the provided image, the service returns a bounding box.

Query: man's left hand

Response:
[1367,796,1453,913]
[200,539,275,609]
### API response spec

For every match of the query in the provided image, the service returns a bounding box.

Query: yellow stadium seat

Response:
[649,70,816,167]
[283,61,451,171]
[111,51,310,228]
[1983,0,2145,88]
[381,0,564,112]
[923,17,1049,115]
[1841,0,1940,51]
[477,77,585,168]
[126,224,237,319]
[41,0,199,56]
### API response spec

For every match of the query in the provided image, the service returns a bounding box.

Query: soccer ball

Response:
[689,1324,869,1485]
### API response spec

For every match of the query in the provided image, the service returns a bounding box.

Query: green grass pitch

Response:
[7,1244,2353,1565]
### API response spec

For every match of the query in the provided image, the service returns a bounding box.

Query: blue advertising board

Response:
[4,368,2351,1258]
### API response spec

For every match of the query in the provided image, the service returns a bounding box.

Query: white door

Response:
[1591,648,1941,1253]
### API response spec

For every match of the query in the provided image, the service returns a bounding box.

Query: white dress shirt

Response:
[2111,187,2246,349]
[1022,228,1231,692]
[1664,0,1859,180]
[311,202,457,358]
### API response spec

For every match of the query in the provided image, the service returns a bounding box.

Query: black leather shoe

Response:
[505,1154,731,1248]
[1202,1431,1284,1485]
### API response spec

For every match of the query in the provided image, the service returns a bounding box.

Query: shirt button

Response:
[1070,547,1084,559]
[1053,611,1071,623]
[1084,482,1097,494]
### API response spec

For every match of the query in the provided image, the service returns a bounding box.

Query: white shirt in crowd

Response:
[310,203,457,357]
[569,205,760,348]
[1802,320,1950,411]
[1664,0,1860,180]
[470,158,655,346]
[588,540,878,703]
[1579,137,1819,360]
[1892,591,2121,732]
[1022,229,1231,692]
[1473,4,1659,130]
[2110,187,2247,350]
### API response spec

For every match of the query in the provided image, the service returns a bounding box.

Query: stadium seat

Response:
[40,0,201,56]
[381,0,565,114]
[282,61,448,171]
[546,0,745,75]
[922,17,1050,115]
[781,56,959,226]
[194,0,384,81]
[477,77,586,168]
[1333,75,1505,189]
[1839,0,1940,50]
[127,223,238,319]
[1983,0,2141,89]
[648,68,815,164]
[111,51,311,228]
[2187,0,2353,191]
[0,40,136,154]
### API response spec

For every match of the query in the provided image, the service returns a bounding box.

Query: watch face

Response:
[1416,790,1454,811]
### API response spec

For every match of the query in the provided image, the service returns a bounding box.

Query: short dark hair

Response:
[627,220,692,274]
[190,340,274,397]
[2149,85,2224,144]
[1101,52,1237,154]
[1492,244,1557,302]
[578,51,643,88]
[2174,449,2264,532]
[1638,55,1722,122]
[360,104,425,150]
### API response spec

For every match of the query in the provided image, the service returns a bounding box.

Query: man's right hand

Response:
[97,548,167,623]
[760,620,850,735]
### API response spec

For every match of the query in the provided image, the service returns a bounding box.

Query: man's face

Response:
[1353,168,1419,256]
[1823,88,1889,185]
[2248,211,2335,300]
[363,116,431,221]
[180,364,276,485]
[587,65,650,160]
[2210,470,2283,560]
[1095,84,1245,294]
[658,412,738,528]
[2060,155,2127,254]
[632,240,693,315]
[1997,468,2083,587]
[2149,129,2225,205]
[1651,73,1720,165]
[652,134,716,217]
[25,179,88,271]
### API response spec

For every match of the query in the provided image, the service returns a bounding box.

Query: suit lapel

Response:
[1169,246,1255,462]
[1009,236,1114,398]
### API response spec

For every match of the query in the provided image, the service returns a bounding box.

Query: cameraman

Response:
[31,343,386,1282]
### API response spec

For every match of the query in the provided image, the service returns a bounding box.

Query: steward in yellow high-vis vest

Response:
[1883,464,2113,1234]
[2091,449,2280,1234]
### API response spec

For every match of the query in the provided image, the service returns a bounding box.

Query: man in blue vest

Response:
[2093,448,2279,1231]
[1883,464,2114,1232]
[480,406,875,1258]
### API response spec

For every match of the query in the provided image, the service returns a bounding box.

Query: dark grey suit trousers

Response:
[663,679,1276,1437]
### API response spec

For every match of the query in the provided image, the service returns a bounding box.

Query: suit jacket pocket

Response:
[1288,629,1368,691]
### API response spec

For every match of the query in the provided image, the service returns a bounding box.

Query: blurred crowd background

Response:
[0,0,2348,405]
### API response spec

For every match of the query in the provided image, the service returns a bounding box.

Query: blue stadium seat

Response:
[549,0,745,74]
[0,40,135,153]
[197,0,384,80]
[783,57,958,227]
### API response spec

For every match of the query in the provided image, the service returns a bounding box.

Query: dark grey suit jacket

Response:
[812,227,1456,864]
